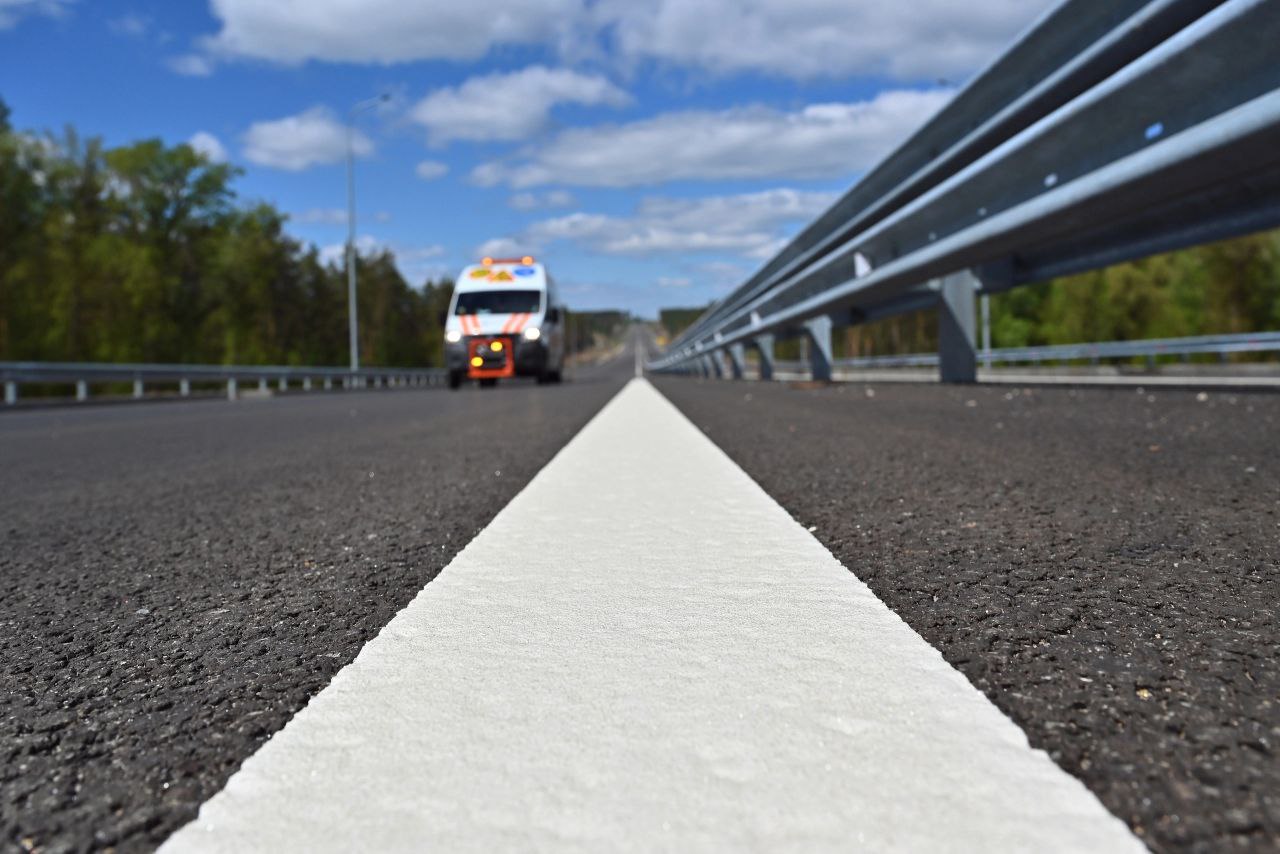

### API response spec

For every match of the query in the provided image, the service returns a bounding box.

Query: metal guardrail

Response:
[771,331,1280,372]
[0,361,447,405]
[650,0,1280,383]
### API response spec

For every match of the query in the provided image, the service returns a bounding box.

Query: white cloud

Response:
[186,0,1051,81]
[475,237,528,259]
[187,131,228,164]
[414,160,448,181]
[0,0,70,29]
[200,0,580,65]
[658,276,692,289]
[410,66,629,145]
[473,88,952,188]
[243,107,371,171]
[594,0,1053,81]
[509,190,575,211]
[488,188,835,260]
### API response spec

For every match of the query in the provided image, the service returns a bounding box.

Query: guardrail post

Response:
[980,294,992,370]
[227,378,238,400]
[258,378,268,393]
[710,353,725,379]
[324,377,332,390]
[76,380,88,402]
[303,377,312,391]
[179,378,190,397]
[4,381,14,405]
[278,377,288,392]
[803,316,833,382]
[752,334,775,381]
[133,378,144,399]
[727,344,746,380]
[938,271,978,383]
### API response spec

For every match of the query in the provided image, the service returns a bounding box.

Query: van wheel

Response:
[478,378,498,388]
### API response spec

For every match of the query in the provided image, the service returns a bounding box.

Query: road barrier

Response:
[649,0,1280,382]
[0,361,447,406]
[762,331,1280,376]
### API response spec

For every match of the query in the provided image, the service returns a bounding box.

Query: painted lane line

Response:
[162,379,1142,853]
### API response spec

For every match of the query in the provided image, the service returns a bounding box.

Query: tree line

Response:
[0,99,448,368]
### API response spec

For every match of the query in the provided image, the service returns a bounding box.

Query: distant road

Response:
[1,353,632,851]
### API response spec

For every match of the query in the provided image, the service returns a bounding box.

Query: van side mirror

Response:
[546,306,560,324]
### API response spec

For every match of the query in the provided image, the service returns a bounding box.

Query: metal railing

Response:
[765,331,1280,374]
[0,361,447,406]
[649,0,1280,383]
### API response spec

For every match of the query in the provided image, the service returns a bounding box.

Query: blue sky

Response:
[0,0,1054,317]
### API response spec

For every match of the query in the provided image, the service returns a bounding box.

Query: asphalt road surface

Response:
[1,356,631,852]
[654,376,1279,853]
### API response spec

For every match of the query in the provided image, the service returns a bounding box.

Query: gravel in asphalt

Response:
[1,358,629,853]
[654,376,1279,853]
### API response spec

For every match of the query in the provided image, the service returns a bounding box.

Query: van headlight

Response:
[445,329,462,344]
[522,327,541,341]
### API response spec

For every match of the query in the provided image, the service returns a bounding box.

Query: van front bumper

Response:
[447,337,548,377]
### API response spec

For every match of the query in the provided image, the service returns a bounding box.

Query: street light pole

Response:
[346,94,389,376]
[346,123,359,374]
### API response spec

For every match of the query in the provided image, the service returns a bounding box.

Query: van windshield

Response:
[454,290,541,315]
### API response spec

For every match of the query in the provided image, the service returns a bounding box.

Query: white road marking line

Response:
[162,379,1143,853]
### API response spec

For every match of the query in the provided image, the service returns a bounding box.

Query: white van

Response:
[444,257,565,389]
